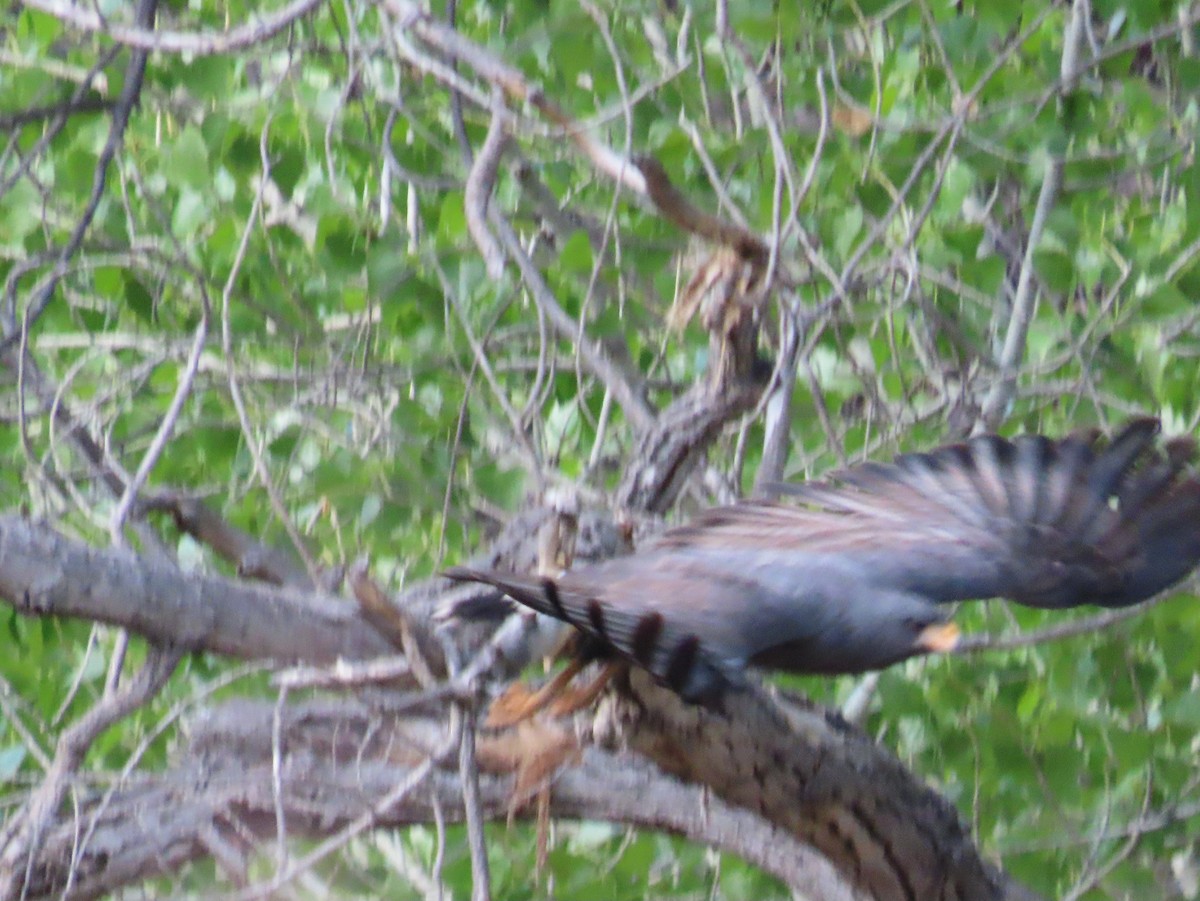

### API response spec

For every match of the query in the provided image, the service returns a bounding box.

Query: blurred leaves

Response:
[2,0,1200,898]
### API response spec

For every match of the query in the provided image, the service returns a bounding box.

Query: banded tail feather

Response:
[442,565,734,702]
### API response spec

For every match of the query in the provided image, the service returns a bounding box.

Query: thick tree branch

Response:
[13,699,863,901]
[0,500,1043,899]
[0,515,392,664]
[599,669,1043,901]
[615,378,766,514]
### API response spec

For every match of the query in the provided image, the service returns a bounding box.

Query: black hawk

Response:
[446,419,1200,704]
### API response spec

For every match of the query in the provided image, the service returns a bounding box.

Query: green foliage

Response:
[3,0,1200,897]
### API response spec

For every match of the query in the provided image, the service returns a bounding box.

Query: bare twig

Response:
[488,211,654,430]
[22,0,322,55]
[977,0,1086,431]
[114,324,207,536]
[0,96,113,131]
[0,646,181,899]
[432,259,544,480]
[384,0,647,195]
[142,494,311,587]
[956,595,1169,654]
[219,116,320,586]
[2,0,158,347]
[454,704,491,901]
[348,560,444,686]
[753,311,801,495]
[229,732,458,901]
[463,94,510,280]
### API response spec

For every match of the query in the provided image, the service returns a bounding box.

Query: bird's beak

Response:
[918,621,960,653]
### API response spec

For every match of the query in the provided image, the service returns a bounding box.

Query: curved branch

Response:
[615,378,766,514]
[0,508,1046,901]
[463,96,509,280]
[13,701,863,901]
[599,669,1043,901]
[21,0,322,55]
[488,211,655,430]
[0,648,182,900]
[141,494,311,588]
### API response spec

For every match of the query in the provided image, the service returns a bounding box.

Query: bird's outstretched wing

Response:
[658,418,1200,609]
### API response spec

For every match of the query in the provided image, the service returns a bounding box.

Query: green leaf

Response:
[359,493,382,527]
[1034,248,1075,293]
[123,274,154,322]
[165,127,210,191]
[0,745,27,780]
[437,193,467,242]
[172,189,210,238]
[0,179,42,250]
[558,229,594,274]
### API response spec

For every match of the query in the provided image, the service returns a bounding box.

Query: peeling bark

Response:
[597,670,1026,901]
[0,515,391,664]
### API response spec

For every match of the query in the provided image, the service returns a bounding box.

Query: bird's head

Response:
[747,592,960,677]
[913,617,961,653]
[820,596,960,673]
[876,601,960,667]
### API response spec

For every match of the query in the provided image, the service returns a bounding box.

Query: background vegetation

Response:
[2,0,1200,898]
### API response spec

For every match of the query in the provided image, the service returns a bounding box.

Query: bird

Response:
[445,418,1200,706]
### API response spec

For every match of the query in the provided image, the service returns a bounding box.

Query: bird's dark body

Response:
[445,419,1200,703]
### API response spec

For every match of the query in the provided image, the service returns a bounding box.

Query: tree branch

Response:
[0,646,182,900]
[14,699,865,901]
[977,0,1086,431]
[20,0,322,55]
[599,669,1043,901]
[0,515,392,664]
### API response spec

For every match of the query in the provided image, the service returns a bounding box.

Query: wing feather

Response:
[659,419,1200,609]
